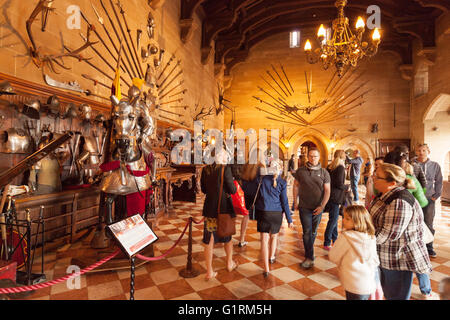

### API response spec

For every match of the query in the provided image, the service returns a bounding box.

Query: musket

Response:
[80,9,132,81]
[272,64,291,96]
[79,32,131,88]
[158,80,184,99]
[266,70,288,97]
[168,89,187,99]
[157,108,184,117]
[159,98,183,106]
[259,75,285,102]
[157,114,185,126]
[116,1,144,77]
[99,0,138,78]
[82,74,110,89]
[0,132,73,189]
[280,64,294,93]
[158,70,183,94]
[108,0,142,79]
[157,54,175,80]
[158,60,181,88]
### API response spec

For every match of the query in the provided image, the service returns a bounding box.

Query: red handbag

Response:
[230,180,249,216]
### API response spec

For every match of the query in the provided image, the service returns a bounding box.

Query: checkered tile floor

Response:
[23,184,450,300]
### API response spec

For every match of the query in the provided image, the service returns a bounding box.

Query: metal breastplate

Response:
[99,156,151,195]
[0,128,31,153]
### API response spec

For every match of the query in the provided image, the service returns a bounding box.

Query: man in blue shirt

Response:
[346,150,363,202]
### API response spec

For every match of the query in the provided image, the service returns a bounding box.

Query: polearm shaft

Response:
[305,71,311,104]
[158,60,181,88]
[280,64,294,93]
[79,32,131,87]
[327,65,350,97]
[325,70,337,94]
[157,108,184,117]
[266,70,288,97]
[272,64,291,96]
[168,89,187,99]
[117,1,144,77]
[158,114,185,126]
[260,75,286,103]
[266,116,309,127]
[255,106,285,119]
[158,80,184,99]
[108,0,143,79]
[159,70,183,94]
[157,54,175,81]
[99,0,138,79]
[159,98,183,106]
[329,67,353,97]
[333,72,365,100]
[253,95,307,125]
[89,3,134,81]
[80,10,131,81]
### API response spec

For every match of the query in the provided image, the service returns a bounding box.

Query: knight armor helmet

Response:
[45,95,60,117]
[0,81,16,95]
[79,104,92,121]
[22,99,40,119]
[63,103,78,119]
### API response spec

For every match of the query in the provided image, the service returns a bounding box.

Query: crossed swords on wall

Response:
[253,64,372,127]
[25,0,188,127]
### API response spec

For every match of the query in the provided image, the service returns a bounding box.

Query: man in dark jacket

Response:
[294,147,330,269]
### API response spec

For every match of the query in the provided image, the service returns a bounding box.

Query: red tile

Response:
[247,273,285,290]
[120,273,155,292]
[288,278,328,296]
[243,291,275,300]
[86,271,120,287]
[214,268,246,284]
[158,279,195,299]
[50,287,89,300]
[197,285,237,300]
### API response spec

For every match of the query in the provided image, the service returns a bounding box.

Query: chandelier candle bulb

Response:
[304,40,312,51]
[372,28,381,43]
[317,24,326,40]
[356,16,365,30]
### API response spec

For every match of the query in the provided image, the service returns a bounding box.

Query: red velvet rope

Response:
[0,249,120,294]
[191,216,205,224]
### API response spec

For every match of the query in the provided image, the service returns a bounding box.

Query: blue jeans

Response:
[379,267,413,300]
[324,201,340,246]
[345,291,370,300]
[350,176,359,201]
[416,273,431,295]
[299,207,323,260]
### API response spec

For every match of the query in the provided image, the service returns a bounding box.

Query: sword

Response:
[44,74,109,101]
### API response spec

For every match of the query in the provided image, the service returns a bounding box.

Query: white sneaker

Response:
[416,291,439,300]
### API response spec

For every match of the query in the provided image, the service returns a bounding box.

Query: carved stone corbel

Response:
[180,18,195,43]
[417,47,437,66]
[398,64,414,81]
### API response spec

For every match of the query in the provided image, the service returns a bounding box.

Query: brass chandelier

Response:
[304,0,381,77]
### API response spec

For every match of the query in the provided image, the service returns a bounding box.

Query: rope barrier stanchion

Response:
[0,248,120,294]
[191,216,205,224]
[179,217,200,278]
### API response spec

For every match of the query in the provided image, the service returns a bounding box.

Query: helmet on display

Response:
[44,95,60,117]
[22,99,41,119]
[0,81,16,95]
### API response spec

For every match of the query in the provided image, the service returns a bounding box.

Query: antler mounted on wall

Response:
[193,102,214,121]
[215,83,231,115]
[26,0,95,73]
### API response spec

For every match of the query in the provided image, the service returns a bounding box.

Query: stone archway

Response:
[336,135,376,163]
[290,131,329,168]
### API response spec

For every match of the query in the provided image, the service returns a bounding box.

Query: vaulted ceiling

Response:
[178,0,449,75]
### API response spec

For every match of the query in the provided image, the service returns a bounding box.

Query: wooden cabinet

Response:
[377,139,410,157]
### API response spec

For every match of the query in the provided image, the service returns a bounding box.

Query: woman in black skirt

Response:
[254,161,294,277]
[201,162,238,280]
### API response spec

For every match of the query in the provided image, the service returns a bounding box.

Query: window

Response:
[290,31,300,48]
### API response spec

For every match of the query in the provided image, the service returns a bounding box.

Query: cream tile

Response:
[155,241,176,251]
[185,274,221,291]
[246,241,261,249]
[224,278,263,299]
[276,253,301,266]
[235,262,264,278]
[213,247,227,258]
[313,257,337,270]
[50,275,87,295]
[126,286,164,300]
[180,244,204,253]
[429,270,449,282]
[150,268,181,285]
[157,224,177,230]
[308,272,341,289]
[271,267,304,283]
[266,284,308,300]
[87,280,124,300]
[311,289,345,300]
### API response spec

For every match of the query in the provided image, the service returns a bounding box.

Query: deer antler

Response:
[194,103,214,121]
[25,0,94,73]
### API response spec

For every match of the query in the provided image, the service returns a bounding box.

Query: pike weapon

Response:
[168,89,187,99]
[157,108,184,117]
[259,75,286,102]
[157,114,185,126]
[99,0,138,78]
[332,72,366,101]
[255,106,285,119]
[325,70,337,94]
[272,64,291,96]
[108,0,143,79]
[158,60,181,88]
[266,116,309,127]
[159,98,183,106]
[329,67,354,97]
[80,10,131,80]
[266,70,288,97]
[82,74,110,89]
[305,71,312,104]
[44,74,109,101]
[157,54,175,80]
[280,64,294,93]
[158,70,183,94]
[158,80,184,99]
[79,32,131,88]
[117,0,144,77]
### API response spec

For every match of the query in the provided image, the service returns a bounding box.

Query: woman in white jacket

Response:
[329,205,380,300]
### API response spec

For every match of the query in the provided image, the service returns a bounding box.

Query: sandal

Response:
[269,257,276,264]
[227,261,239,272]
[205,271,217,281]
[238,241,248,248]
